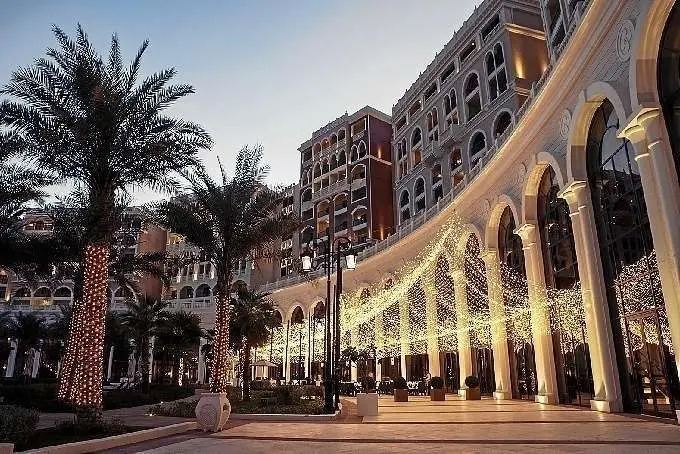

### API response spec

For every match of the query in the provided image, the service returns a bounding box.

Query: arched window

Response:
[54,287,72,298]
[399,190,411,222]
[444,95,452,115]
[350,145,359,162]
[338,150,347,165]
[358,141,367,158]
[494,111,512,138]
[302,188,312,202]
[338,129,346,141]
[486,44,508,101]
[427,109,439,142]
[195,284,211,297]
[301,226,314,244]
[659,4,680,181]
[469,131,487,167]
[444,89,459,128]
[330,134,338,146]
[411,128,422,167]
[351,164,366,182]
[313,143,321,156]
[313,163,321,178]
[322,159,330,174]
[432,164,443,202]
[587,100,677,417]
[352,206,368,228]
[330,155,338,170]
[14,287,31,299]
[321,139,329,150]
[464,73,482,120]
[414,178,426,213]
[398,138,409,179]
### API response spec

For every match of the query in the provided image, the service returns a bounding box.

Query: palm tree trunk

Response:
[243,341,252,401]
[57,243,109,419]
[209,275,231,393]
[139,337,150,393]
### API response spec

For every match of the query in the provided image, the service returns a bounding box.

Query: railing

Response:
[312,179,348,201]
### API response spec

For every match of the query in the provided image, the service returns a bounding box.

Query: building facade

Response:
[266,0,680,423]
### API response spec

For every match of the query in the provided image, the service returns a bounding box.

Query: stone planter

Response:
[195,392,231,432]
[465,387,481,400]
[394,389,409,402]
[430,388,445,401]
[356,392,379,416]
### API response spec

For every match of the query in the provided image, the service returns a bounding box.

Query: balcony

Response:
[422,140,444,165]
[312,179,349,202]
[440,124,465,148]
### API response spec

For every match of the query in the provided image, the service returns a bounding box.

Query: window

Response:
[460,41,476,64]
[486,44,507,101]
[440,60,456,84]
[469,131,486,167]
[432,164,443,202]
[414,178,426,213]
[409,101,422,118]
[400,191,411,222]
[444,89,459,128]
[411,128,423,167]
[351,164,366,183]
[494,111,512,138]
[352,187,367,202]
[330,134,338,146]
[464,74,482,120]
[358,141,367,159]
[302,149,312,162]
[330,155,338,170]
[313,163,321,178]
[481,15,500,41]
[350,145,358,162]
[338,129,346,141]
[450,149,463,170]
[424,82,437,102]
[322,159,330,174]
[338,150,347,165]
[351,118,366,136]
[398,138,409,179]
[302,188,312,202]
[426,109,439,142]
[396,116,407,131]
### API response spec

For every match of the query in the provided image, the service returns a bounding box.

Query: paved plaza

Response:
[104,396,680,453]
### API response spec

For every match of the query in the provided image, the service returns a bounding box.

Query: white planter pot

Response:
[356,392,379,416]
[195,392,231,432]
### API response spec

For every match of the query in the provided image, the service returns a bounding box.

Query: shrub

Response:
[148,400,198,418]
[378,380,393,395]
[0,405,39,445]
[430,376,444,389]
[0,383,73,413]
[393,376,407,390]
[103,385,194,410]
[250,380,272,391]
[464,375,480,388]
[362,377,376,392]
[296,385,323,400]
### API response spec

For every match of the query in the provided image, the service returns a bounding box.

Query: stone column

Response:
[306,315,312,380]
[423,271,441,377]
[283,320,291,383]
[622,111,680,401]
[31,348,41,378]
[452,269,473,396]
[399,299,410,379]
[559,181,623,412]
[107,345,115,381]
[198,338,206,384]
[481,249,512,400]
[4,340,16,378]
[516,223,558,404]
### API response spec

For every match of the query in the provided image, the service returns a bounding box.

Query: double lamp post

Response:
[300,229,355,413]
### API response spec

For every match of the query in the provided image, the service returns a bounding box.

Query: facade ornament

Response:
[616,20,635,62]
[559,109,572,141]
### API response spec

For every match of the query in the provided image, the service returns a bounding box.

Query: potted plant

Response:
[430,376,445,401]
[393,376,409,402]
[356,376,378,417]
[464,375,481,400]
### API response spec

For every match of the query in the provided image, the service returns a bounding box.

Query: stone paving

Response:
[106,395,680,453]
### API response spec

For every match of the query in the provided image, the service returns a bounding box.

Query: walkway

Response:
[108,396,680,453]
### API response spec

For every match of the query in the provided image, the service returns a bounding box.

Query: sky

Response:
[0,0,483,203]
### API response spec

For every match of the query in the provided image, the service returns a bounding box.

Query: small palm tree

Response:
[155,145,299,393]
[104,310,131,381]
[229,289,279,401]
[120,297,168,392]
[9,312,47,379]
[0,24,211,411]
[156,311,202,385]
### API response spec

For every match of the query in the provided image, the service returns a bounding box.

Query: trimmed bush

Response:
[0,383,73,413]
[0,405,39,445]
[378,380,393,395]
[103,385,194,410]
[430,376,444,389]
[393,376,407,390]
[464,375,480,388]
[149,400,198,418]
[363,376,376,392]
[250,380,272,391]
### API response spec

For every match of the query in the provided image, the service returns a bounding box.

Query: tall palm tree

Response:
[155,311,202,385]
[155,145,299,394]
[229,289,279,401]
[0,25,211,411]
[120,297,168,392]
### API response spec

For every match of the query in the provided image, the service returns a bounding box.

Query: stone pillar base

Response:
[493,390,511,400]
[590,399,623,413]
[535,394,557,405]
[458,388,468,398]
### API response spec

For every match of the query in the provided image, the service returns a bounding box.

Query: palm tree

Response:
[104,310,131,381]
[0,25,211,411]
[155,311,202,385]
[120,297,168,392]
[9,312,47,379]
[155,145,299,394]
[229,289,279,401]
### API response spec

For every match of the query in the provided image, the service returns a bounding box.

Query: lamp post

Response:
[300,230,355,413]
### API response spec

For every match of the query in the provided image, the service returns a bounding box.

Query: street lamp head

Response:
[300,249,313,272]
[344,249,356,270]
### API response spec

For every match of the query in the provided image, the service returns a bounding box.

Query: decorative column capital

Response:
[620,106,665,151]
[558,180,588,213]
[514,222,538,247]
[479,248,499,267]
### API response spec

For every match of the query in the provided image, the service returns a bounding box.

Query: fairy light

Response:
[210,293,230,392]
[57,244,109,409]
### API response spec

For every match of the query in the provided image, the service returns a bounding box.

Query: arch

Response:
[338,129,346,141]
[455,224,485,266]
[414,177,425,197]
[321,139,330,150]
[350,145,359,162]
[485,194,521,251]
[313,163,321,178]
[322,159,330,174]
[493,110,513,138]
[351,205,368,216]
[629,0,675,110]
[399,190,410,208]
[287,303,307,323]
[34,286,51,298]
[195,283,211,297]
[330,154,338,170]
[567,82,628,182]
[333,192,348,203]
[179,285,194,299]
[330,133,338,146]
[411,127,422,148]
[469,130,487,157]
[338,150,347,165]
[358,140,367,158]
[54,287,72,298]
[351,164,366,182]
[301,188,312,202]
[13,287,31,299]
[522,153,566,224]
[464,71,482,121]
